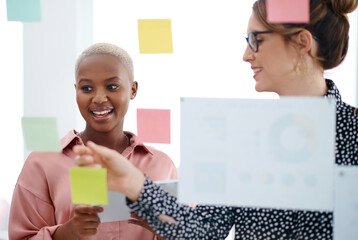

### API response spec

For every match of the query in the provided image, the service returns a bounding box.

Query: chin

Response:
[255,84,265,92]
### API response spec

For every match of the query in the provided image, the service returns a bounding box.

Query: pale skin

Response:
[74,10,329,208]
[73,141,177,225]
[72,12,331,238]
[242,13,327,97]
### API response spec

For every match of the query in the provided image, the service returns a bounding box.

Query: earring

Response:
[296,55,308,76]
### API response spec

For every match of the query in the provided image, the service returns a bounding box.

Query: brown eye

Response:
[107,84,119,90]
[81,86,93,92]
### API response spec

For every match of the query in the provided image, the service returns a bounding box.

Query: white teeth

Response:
[253,68,262,73]
[93,110,111,115]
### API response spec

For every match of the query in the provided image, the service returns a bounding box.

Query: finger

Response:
[73,145,93,156]
[86,141,120,163]
[73,212,100,224]
[130,212,140,219]
[75,205,103,214]
[130,212,145,221]
[74,155,95,165]
[79,228,98,237]
[75,158,103,169]
[82,220,100,228]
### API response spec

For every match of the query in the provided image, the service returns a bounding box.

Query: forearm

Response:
[127,177,234,239]
[112,164,145,202]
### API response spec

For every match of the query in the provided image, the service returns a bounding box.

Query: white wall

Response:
[0,1,23,237]
[0,0,93,239]
[23,0,93,138]
[0,1,357,239]
[93,0,358,168]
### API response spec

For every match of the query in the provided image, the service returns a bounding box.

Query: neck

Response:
[278,69,327,97]
[79,125,130,153]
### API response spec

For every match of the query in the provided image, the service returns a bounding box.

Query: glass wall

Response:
[93,0,358,169]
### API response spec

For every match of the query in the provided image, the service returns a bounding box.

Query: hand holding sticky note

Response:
[70,168,108,205]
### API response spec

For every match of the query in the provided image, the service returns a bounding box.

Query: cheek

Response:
[115,95,131,112]
[76,94,89,111]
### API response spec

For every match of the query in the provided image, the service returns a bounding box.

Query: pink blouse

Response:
[9,130,177,240]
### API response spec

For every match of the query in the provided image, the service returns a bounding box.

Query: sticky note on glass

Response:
[6,0,41,22]
[21,117,61,151]
[138,19,173,54]
[137,108,171,144]
[70,168,108,205]
[266,0,309,23]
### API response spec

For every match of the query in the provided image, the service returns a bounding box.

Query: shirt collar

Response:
[325,79,342,105]
[60,130,83,151]
[124,131,153,156]
[60,130,153,155]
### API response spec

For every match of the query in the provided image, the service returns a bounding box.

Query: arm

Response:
[9,185,103,240]
[74,142,235,239]
[8,184,59,240]
[8,152,103,240]
[127,177,235,239]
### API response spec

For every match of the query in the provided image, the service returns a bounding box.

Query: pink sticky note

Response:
[266,0,310,24]
[137,109,171,144]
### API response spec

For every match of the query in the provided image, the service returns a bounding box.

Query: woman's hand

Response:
[53,205,103,240]
[73,141,145,202]
[129,213,167,240]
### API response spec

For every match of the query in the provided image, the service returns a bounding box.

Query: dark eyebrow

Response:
[78,79,91,84]
[105,76,120,82]
[78,76,120,84]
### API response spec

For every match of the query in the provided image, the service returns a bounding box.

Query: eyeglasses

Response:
[245,30,273,52]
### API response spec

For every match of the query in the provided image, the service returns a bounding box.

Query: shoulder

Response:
[19,151,74,189]
[138,145,178,180]
[144,145,176,166]
[24,151,65,170]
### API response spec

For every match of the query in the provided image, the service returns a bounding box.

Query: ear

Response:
[74,83,77,89]
[293,30,313,56]
[130,81,138,100]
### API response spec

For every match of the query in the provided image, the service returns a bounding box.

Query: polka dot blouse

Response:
[128,79,358,239]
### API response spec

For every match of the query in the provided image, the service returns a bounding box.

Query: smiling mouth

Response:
[253,68,263,74]
[90,109,114,121]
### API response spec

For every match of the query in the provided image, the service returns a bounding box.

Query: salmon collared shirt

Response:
[9,130,178,240]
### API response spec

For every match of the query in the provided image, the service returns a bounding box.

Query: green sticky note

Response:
[138,19,173,54]
[21,117,61,151]
[70,168,108,205]
[6,0,41,22]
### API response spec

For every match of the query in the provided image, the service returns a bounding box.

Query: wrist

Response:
[124,167,145,202]
[53,220,78,240]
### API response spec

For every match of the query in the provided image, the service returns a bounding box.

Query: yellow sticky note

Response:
[70,168,108,205]
[138,19,173,54]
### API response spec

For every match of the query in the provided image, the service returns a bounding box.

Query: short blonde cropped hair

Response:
[75,42,134,81]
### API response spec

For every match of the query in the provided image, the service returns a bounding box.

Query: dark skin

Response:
[53,53,138,240]
[129,213,167,240]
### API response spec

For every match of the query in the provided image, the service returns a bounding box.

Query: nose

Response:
[93,88,108,104]
[242,44,254,63]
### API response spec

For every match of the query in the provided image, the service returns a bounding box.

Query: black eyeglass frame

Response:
[245,30,273,52]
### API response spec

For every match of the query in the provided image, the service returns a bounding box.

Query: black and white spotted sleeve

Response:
[127,177,236,240]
